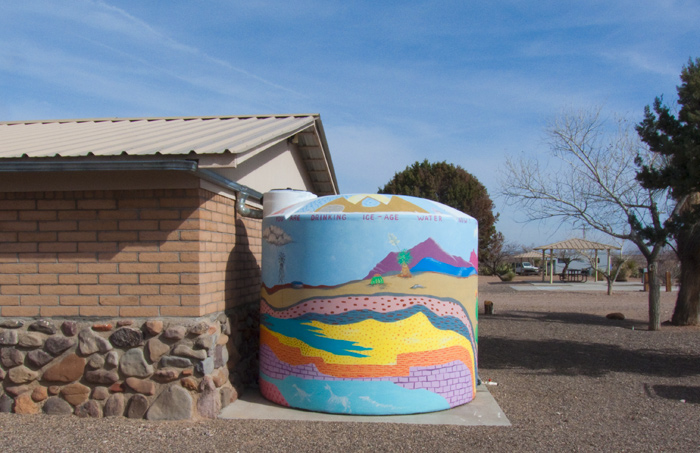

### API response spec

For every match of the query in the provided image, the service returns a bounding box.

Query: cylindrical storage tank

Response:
[259,194,479,415]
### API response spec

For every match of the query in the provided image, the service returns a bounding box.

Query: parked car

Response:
[515,262,540,275]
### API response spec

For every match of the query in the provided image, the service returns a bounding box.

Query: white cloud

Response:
[2,0,303,110]
[600,50,683,78]
[262,225,293,246]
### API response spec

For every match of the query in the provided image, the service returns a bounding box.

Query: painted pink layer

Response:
[261,294,471,326]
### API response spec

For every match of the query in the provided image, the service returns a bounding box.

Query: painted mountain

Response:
[364,238,476,279]
[410,257,477,277]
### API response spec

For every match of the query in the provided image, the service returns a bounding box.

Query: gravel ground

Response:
[2,276,699,452]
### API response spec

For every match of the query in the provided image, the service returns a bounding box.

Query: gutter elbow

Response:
[236,193,263,219]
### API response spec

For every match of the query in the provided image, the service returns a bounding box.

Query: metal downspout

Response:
[194,169,263,219]
[235,193,263,219]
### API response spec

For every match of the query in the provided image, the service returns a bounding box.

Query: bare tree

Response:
[479,232,521,280]
[577,249,627,296]
[500,107,684,330]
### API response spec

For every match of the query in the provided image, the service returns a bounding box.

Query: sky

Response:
[2,0,699,249]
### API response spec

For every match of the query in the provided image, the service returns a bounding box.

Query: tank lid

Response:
[263,189,318,217]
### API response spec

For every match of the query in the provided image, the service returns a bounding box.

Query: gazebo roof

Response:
[534,238,621,251]
[512,251,542,259]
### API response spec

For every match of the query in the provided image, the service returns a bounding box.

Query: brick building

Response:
[0,115,338,418]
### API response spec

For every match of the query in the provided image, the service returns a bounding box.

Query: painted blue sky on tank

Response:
[275,194,474,219]
[262,195,478,287]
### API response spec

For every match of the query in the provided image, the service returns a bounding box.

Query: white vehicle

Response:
[515,262,539,275]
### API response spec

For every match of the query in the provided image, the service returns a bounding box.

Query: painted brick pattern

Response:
[259,345,473,407]
[0,188,262,317]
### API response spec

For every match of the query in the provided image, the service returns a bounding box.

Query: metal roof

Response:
[534,238,621,251]
[512,251,543,259]
[0,114,338,195]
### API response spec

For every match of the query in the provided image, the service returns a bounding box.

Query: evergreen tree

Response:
[636,57,700,326]
[378,160,498,258]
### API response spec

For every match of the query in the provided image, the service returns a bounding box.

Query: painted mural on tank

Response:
[259,194,479,415]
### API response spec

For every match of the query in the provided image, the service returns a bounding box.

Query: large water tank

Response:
[259,194,479,415]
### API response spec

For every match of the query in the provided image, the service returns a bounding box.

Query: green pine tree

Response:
[636,57,700,326]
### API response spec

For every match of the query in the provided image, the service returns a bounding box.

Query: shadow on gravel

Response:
[479,335,700,378]
[491,310,648,329]
[649,385,700,404]
[485,280,533,285]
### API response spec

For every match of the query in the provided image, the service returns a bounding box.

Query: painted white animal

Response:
[292,384,312,402]
[324,384,351,413]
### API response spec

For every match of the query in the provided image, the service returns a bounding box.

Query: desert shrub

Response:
[615,258,640,281]
[498,271,515,282]
[479,266,494,276]
[496,263,512,275]
[624,260,639,278]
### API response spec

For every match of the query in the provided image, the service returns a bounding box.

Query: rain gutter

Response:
[0,160,264,218]
[195,168,263,219]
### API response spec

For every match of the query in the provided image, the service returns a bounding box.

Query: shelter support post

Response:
[542,250,546,282]
[549,249,554,284]
[594,250,598,282]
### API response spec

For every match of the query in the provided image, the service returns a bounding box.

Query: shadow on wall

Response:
[224,218,262,394]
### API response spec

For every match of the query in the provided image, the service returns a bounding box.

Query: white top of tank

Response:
[263,189,318,217]
[269,194,475,220]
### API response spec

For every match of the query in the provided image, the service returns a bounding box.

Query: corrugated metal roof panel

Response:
[0,115,317,158]
[534,238,621,251]
[0,114,339,196]
[513,251,543,259]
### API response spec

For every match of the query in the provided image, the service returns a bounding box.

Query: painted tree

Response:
[379,160,498,258]
[397,249,413,278]
[389,233,413,278]
[636,58,700,326]
[501,107,685,330]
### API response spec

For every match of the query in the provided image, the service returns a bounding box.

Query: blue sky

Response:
[2,0,699,248]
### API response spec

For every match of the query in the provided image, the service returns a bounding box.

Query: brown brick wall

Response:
[192,190,261,316]
[0,188,262,318]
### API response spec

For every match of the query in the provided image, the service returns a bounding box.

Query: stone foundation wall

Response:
[0,314,238,419]
[0,186,264,418]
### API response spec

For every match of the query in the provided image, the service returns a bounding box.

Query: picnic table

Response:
[559,269,588,283]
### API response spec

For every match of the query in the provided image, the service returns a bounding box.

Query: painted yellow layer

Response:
[265,311,475,366]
